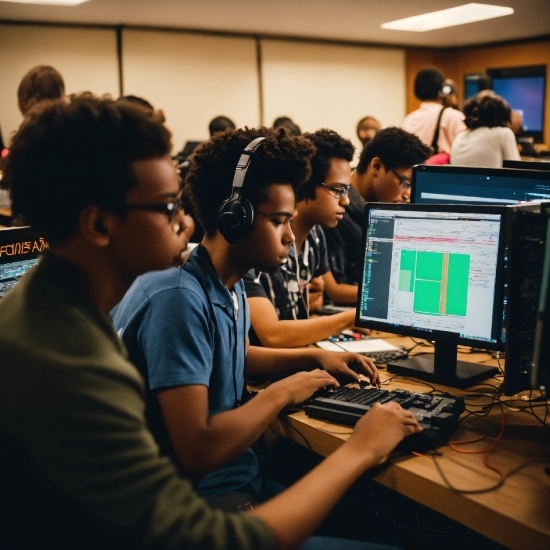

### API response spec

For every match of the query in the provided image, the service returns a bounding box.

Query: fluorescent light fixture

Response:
[381,3,514,32]
[0,0,89,5]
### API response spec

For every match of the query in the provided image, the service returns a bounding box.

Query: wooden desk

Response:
[270,334,550,550]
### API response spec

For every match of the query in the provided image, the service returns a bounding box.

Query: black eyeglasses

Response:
[124,200,184,222]
[388,168,411,189]
[319,182,351,200]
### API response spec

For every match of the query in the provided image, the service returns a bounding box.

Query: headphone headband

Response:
[231,136,266,190]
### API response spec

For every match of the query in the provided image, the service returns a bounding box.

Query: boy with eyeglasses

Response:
[323,127,432,286]
[1,97,421,550]
[245,129,364,348]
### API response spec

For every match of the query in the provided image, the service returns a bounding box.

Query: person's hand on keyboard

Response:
[312,349,381,388]
[268,369,339,408]
[347,402,423,466]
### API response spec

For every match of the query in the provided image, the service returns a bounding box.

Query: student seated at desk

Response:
[1,96,421,550]
[112,126,381,507]
[324,127,431,285]
[245,129,365,348]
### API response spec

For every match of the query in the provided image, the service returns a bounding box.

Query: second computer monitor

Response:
[412,164,550,206]
[355,203,509,388]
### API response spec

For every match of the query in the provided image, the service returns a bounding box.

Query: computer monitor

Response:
[487,65,546,143]
[503,159,550,171]
[355,203,509,388]
[0,227,46,297]
[412,164,550,206]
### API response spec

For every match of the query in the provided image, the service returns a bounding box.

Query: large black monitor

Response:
[0,227,46,297]
[487,65,546,143]
[355,203,510,388]
[412,164,550,206]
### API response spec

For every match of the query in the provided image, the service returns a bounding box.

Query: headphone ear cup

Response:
[217,196,255,243]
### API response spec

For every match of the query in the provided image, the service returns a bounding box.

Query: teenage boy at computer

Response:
[112,126,383,506]
[244,129,361,348]
[323,127,431,286]
[1,97,421,550]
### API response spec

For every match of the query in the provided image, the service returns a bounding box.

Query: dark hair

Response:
[298,129,355,201]
[273,117,301,136]
[414,67,445,101]
[4,95,172,245]
[463,94,512,130]
[17,65,65,116]
[185,126,315,236]
[356,116,381,139]
[356,127,432,174]
[117,94,155,111]
[209,116,236,137]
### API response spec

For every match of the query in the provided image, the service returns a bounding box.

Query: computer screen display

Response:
[356,203,507,388]
[488,65,546,143]
[0,227,46,297]
[412,165,550,206]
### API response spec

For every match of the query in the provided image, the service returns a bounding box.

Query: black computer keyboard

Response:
[303,386,465,452]
[362,348,409,364]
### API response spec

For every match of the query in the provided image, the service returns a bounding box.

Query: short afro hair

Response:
[356,127,432,174]
[414,67,445,101]
[4,95,172,245]
[209,116,236,137]
[298,129,355,202]
[185,126,315,236]
[463,94,512,130]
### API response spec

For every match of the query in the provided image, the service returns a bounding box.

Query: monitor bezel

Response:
[411,164,550,206]
[355,202,509,352]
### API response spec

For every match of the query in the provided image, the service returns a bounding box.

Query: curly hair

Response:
[185,126,315,236]
[17,65,65,116]
[414,67,445,101]
[298,129,355,202]
[356,127,432,174]
[463,94,512,130]
[4,95,171,245]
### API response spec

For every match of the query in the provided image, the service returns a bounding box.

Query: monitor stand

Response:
[387,341,499,389]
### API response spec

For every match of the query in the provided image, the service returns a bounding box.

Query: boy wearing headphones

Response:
[244,129,362,348]
[112,127,382,506]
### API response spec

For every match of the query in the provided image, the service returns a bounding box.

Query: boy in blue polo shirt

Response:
[112,127,382,506]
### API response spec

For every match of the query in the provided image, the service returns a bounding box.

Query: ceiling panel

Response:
[0,0,549,48]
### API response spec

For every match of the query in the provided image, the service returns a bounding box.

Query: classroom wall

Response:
[261,39,405,154]
[406,39,550,145]
[0,24,119,144]
[0,22,406,156]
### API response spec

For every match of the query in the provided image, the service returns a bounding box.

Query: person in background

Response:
[17,65,66,116]
[450,93,521,168]
[441,79,460,110]
[402,67,465,157]
[209,115,237,136]
[0,94,420,550]
[324,127,431,285]
[273,116,302,136]
[245,129,361,348]
[356,115,381,148]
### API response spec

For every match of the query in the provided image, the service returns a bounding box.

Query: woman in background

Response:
[450,93,520,168]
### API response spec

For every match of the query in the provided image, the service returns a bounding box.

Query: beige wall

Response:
[261,39,406,156]
[0,23,407,156]
[0,24,119,142]
[122,30,261,154]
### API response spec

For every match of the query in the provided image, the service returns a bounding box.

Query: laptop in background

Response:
[0,227,47,297]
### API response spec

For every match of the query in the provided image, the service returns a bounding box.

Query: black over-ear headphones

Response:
[216,136,265,243]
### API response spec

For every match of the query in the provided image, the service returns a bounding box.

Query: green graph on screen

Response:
[399,250,470,316]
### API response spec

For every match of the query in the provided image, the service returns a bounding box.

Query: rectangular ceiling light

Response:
[381,3,514,32]
[0,0,89,5]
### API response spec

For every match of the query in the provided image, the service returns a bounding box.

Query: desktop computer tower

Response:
[503,203,546,395]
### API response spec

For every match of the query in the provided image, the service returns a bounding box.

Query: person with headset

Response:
[112,126,384,510]
[244,129,362,348]
[402,67,465,157]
